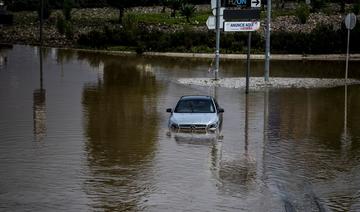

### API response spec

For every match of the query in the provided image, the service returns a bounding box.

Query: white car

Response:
[166,95,224,132]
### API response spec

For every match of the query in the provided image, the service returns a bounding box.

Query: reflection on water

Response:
[33,88,46,141]
[264,86,360,211]
[217,94,257,193]
[1,45,360,211]
[81,56,161,211]
[33,47,46,142]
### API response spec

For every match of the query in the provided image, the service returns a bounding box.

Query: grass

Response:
[129,10,211,26]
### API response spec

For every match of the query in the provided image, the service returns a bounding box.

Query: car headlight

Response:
[208,122,218,130]
[169,120,179,129]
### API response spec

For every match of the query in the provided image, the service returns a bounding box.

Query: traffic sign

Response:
[224,21,260,31]
[211,0,216,9]
[345,13,357,30]
[251,0,261,8]
[224,0,250,8]
[206,16,224,30]
[223,9,260,21]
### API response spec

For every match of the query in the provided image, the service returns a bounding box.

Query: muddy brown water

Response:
[1,45,360,211]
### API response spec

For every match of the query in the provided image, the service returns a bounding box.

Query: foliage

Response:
[76,21,360,54]
[165,0,183,17]
[180,4,197,23]
[63,0,74,20]
[339,0,346,13]
[65,22,74,39]
[310,0,325,12]
[77,0,107,8]
[106,0,145,23]
[295,2,310,24]
[353,2,360,15]
[56,13,66,34]
[78,30,108,48]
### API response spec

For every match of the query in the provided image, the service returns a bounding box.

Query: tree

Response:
[180,4,196,23]
[63,0,74,20]
[339,0,345,13]
[106,0,144,24]
[166,0,183,17]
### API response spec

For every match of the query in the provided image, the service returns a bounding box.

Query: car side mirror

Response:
[166,108,172,113]
[218,108,224,113]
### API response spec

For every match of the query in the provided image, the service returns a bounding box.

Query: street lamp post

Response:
[264,0,271,82]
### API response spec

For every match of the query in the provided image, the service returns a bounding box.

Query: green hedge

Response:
[77,23,360,54]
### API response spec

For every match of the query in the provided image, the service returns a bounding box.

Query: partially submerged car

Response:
[166,95,224,133]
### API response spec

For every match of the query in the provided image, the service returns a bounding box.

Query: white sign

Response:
[345,13,357,30]
[224,21,260,32]
[212,7,225,16]
[206,16,224,30]
[251,0,261,8]
[211,0,216,9]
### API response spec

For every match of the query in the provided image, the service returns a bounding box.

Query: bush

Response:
[353,3,360,15]
[65,22,74,39]
[311,0,325,12]
[62,0,74,21]
[56,14,66,35]
[180,4,196,23]
[77,30,108,48]
[296,3,310,24]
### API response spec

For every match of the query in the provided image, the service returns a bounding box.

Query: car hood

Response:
[170,113,218,125]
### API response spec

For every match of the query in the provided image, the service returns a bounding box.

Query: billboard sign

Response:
[224,21,260,31]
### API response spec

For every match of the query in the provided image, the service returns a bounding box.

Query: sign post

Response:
[215,0,221,80]
[264,0,271,83]
[344,13,356,137]
[344,13,357,83]
[207,0,261,89]
[222,0,261,94]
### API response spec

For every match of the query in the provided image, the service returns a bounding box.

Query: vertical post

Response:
[246,32,251,94]
[264,0,271,82]
[215,0,221,80]
[40,0,44,46]
[345,28,350,83]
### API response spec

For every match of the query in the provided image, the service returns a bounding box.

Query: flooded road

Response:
[1,45,360,211]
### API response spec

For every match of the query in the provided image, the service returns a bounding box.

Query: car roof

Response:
[180,95,213,100]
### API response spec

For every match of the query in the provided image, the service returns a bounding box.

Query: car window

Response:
[175,99,215,113]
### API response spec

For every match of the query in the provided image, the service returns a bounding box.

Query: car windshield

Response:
[174,99,215,113]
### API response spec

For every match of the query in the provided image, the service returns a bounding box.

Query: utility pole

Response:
[264,0,271,82]
[215,0,221,80]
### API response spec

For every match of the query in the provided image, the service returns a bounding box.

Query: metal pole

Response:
[345,28,350,83]
[246,32,251,94]
[215,0,221,80]
[264,0,271,82]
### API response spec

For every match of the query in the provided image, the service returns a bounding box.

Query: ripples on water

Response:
[1,45,360,211]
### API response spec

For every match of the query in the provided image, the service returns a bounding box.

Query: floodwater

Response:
[1,45,360,212]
